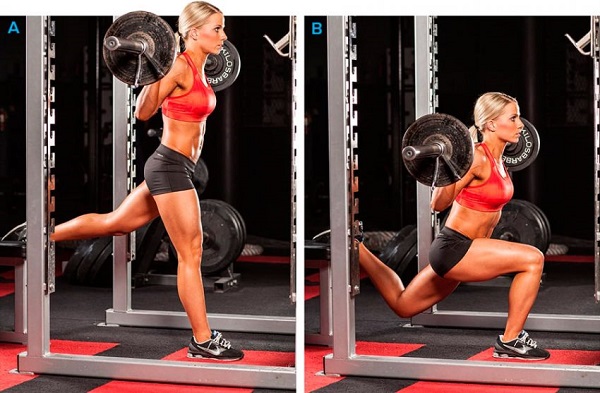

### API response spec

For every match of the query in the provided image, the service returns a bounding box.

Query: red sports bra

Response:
[455,143,514,212]
[161,52,216,122]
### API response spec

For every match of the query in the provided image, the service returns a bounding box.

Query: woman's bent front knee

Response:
[524,246,545,274]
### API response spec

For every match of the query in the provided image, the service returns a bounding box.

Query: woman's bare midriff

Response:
[443,201,502,239]
[159,116,207,162]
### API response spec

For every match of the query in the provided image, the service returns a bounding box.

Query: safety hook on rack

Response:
[565,31,591,56]
[263,32,290,58]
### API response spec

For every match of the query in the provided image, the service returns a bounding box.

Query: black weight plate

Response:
[527,201,551,254]
[517,199,549,253]
[63,239,96,284]
[378,225,417,274]
[519,200,549,253]
[215,200,245,262]
[85,238,115,287]
[402,113,473,187]
[515,200,548,253]
[203,200,243,262]
[198,199,242,260]
[535,204,551,249]
[132,217,167,276]
[192,158,209,195]
[210,199,247,249]
[206,40,241,92]
[229,204,247,253]
[75,237,112,286]
[491,199,547,252]
[199,199,244,275]
[503,117,540,172]
[103,11,177,86]
[396,235,418,282]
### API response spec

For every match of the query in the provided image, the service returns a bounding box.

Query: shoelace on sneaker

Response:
[211,330,232,349]
[518,331,538,348]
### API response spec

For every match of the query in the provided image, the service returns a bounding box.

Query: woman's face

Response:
[194,12,227,55]
[490,102,524,144]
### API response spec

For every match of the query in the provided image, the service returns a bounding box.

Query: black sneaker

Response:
[493,330,550,360]
[188,330,244,361]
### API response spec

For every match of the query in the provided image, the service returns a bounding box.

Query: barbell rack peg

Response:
[263,32,290,58]
[565,31,591,56]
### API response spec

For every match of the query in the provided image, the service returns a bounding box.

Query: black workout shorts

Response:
[144,144,196,196]
[428,226,473,278]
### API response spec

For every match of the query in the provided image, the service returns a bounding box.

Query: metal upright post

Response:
[110,77,132,315]
[325,16,355,362]
[592,16,600,302]
[23,15,53,359]
[414,16,437,278]
[290,15,306,390]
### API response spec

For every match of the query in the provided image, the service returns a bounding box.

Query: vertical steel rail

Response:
[23,15,54,360]
[325,15,357,363]
[593,16,600,302]
[347,19,360,297]
[325,16,360,367]
[110,77,134,315]
[290,16,298,304]
[414,16,438,296]
[290,15,306,391]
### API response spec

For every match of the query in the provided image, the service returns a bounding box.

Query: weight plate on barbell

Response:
[502,117,540,172]
[402,113,474,187]
[103,11,177,86]
[206,40,241,92]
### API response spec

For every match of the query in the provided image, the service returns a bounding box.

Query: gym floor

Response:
[2,241,600,392]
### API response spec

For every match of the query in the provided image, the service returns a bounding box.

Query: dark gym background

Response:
[0,15,292,246]
[305,16,595,244]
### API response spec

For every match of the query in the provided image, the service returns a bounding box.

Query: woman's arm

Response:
[134,56,187,120]
[430,148,483,212]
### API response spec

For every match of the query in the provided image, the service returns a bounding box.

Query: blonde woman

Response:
[359,92,548,360]
[52,1,243,361]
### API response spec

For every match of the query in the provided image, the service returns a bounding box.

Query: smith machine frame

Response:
[18,15,300,390]
[323,15,600,388]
